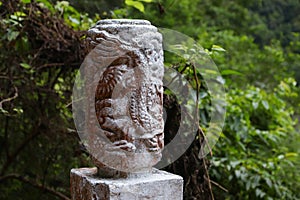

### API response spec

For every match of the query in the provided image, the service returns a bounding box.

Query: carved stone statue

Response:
[85,19,164,175]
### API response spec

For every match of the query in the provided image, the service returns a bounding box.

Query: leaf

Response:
[252,101,259,109]
[230,160,241,168]
[137,0,153,2]
[204,69,218,75]
[212,44,226,52]
[246,181,251,190]
[13,108,24,114]
[10,12,27,21]
[234,170,241,178]
[68,16,80,25]
[221,69,243,76]
[216,76,225,84]
[265,178,272,188]
[7,31,19,41]
[255,188,266,198]
[277,154,284,160]
[20,63,31,69]
[36,0,55,12]
[261,100,269,110]
[125,0,145,12]
[285,152,298,158]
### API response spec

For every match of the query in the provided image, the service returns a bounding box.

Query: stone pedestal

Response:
[70,168,183,200]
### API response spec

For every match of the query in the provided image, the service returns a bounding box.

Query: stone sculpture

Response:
[85,19,164,174]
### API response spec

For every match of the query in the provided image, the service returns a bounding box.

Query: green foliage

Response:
[203,32,292,88]
[122,0,300,199]
[125,0,154,13]
[211,79,299,199]
[0,1,91,199]
[120,0,300,84]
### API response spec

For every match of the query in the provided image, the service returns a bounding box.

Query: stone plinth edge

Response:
[70,167,183,200]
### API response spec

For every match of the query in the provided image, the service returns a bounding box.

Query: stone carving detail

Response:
[86,20,164,171]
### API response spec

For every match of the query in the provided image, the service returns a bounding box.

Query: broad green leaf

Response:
[230,160,241,168]
[20,63,31,69]
[204,69,218,75]
[261,100,269,110]
[285,152,298,158]
[212,44,226,52]
[265,178,272,188]
[221,69,243,76]
[125,0,145,12]
[234,170,241,178]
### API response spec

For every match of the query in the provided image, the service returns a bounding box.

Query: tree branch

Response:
[201,149,215,200]
[0,85,18,109]
[207,178,228,193]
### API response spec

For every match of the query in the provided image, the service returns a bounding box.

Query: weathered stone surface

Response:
[70,168,183,200]
[82,19,164,173]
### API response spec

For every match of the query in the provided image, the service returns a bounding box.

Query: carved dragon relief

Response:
[87,25,164,156]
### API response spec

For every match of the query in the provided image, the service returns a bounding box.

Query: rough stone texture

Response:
[70,168,183,200]
[82,19,164,173]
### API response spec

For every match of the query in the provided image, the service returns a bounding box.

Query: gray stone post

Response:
[71,19,183,200]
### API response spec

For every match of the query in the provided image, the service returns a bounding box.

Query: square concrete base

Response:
[70,167,183,200]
